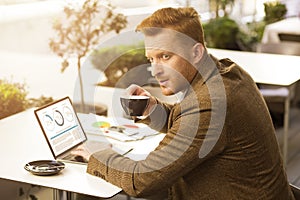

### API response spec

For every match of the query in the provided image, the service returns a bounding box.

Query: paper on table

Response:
[77,113,159,142]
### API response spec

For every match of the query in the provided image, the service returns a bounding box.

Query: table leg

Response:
[282,91,291,167]
[53,189,74,200]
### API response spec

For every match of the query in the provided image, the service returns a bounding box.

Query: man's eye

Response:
[162,54,170,60]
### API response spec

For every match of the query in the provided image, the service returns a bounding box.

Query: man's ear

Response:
[192,43,204,64]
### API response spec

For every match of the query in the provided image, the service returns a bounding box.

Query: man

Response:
[86,7,294,199]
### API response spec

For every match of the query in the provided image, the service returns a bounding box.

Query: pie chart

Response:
[43,114,55,131]
[92,121,110,128]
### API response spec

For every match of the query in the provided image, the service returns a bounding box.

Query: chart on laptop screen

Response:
[35,98,86,156]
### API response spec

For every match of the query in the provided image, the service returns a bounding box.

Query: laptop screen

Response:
[34,97,87,158]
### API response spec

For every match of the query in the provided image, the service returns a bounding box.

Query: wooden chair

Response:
[256,42,300,165]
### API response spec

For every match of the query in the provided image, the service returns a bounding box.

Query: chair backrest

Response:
[257,42,300,56]
[279,33,300,43]
[290,184,300,200]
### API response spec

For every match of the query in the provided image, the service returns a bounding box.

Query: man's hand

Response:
[125,84,157,116]
[71,142,112,162]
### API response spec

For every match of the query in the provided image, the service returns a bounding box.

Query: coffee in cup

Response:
[120,95,150,116]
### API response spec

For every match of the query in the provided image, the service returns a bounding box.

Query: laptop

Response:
[34,96,110,164]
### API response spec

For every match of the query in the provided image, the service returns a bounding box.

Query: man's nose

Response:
[150,62,163,77]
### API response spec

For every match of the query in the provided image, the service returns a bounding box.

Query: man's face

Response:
[145,30,198,96]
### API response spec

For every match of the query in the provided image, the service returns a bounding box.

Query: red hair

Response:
[136,7,205,46]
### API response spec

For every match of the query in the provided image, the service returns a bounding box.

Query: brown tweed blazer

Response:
[87,51,294,200]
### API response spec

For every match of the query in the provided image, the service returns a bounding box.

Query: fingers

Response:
[71,149,91,160]
[124,84,158,117]
[143,96,157,116]
[71,143,112,161]
[125,84,151,97]
[125,84,142,96]
[125,84,137,95]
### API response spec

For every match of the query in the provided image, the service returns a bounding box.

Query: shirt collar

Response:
[176,89,188,103]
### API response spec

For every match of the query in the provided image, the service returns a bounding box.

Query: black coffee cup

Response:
[120,95,150,116]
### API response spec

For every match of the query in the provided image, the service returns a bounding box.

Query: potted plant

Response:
[237,1,287,51]
[0,79,28,119]
[49,0,127,114]
[203,0,244,50]
[91,42,152,88]
[203,16,241,50]
[0,78,55,120]
[264,1,287,24]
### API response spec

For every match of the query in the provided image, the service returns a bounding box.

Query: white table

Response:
[208,48,300,86]
[262,17,300,43]
[0,108,164,199]
[209,48,300,166]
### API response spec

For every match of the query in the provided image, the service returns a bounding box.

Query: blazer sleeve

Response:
[86,93,227,198]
